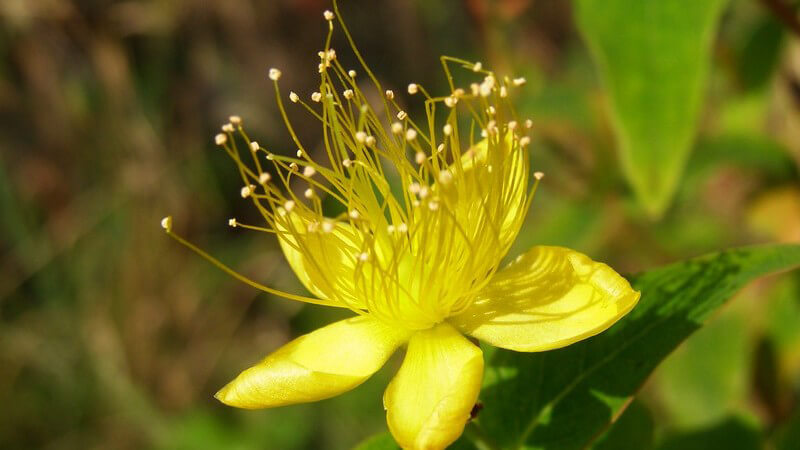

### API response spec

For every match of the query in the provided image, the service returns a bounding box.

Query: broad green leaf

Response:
[474,244,800,450]
[574,0,728,217]
[590,401,654,450]
[655,416,761,450]
[353,433,400,450]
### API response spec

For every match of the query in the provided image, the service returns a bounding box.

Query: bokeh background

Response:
[1,0,799,449]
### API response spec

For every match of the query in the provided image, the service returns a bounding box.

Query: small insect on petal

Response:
[268,68,282,81]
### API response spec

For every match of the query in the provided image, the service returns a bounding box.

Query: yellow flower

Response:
[163,6,639,450]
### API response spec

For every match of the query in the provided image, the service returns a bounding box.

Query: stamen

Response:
[268,68,282,81]
[215,133,227,146]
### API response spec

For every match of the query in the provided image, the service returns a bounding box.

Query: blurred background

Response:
[1,0,799,449]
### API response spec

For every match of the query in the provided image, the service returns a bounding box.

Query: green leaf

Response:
[590,401,654,450]
[655,416,761,450]
[574,0,728,217]
[352,433,400,450]
[475,244,800,450]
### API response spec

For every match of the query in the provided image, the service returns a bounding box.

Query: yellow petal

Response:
[216,316,408,408]
[277,212,366,308]
[384,323,483,450]
[451,246,640,352]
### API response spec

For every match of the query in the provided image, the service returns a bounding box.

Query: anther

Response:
[385,90,394,100]
[500,86,508,98]
[289,92,299,103]
[296,149,304,157]
[397,223,408,233]
[418,185,430,199]
[513,77,527,87]
[349,209,360,220]
[443,124,453,136]
[444,96,457,108]
[289,162,299,171]
[487,106,496,116]
[304,188,315,199]
[508,121,517,131]
[479,75,495,97]
[519,136,531,147]
[355,131,367,143]
[229,115,242,126]
[406,128,417,141]
[266,153,274,160]
[387,224,395,233]
[323,10,334,21]
[453,88,465,97]
[222,123,234,133]
[397,110,407,120]
[284,200,295,212]
[428,200,440,211]
[534,171,544,180]
[409,183,421,194]
[250,141,260,152]
[525,119,533,128]
[358,252,369,262]
[472,62,483,72]
[268,68,282,81]
[322,221,334,233]
[240,185,254,198]
[215,133,227,145]
[311,92,322,102]
[391,122,403,134]
[343,89,354,99]
[408,83,418,95]
[438,170,453,184]
[437,143,444,153]
[348,69,357,77]
[342,158,352,168]
[415,151,425,165]
[303,166,316,177]
[228,218,237,227]
[470,83,480,96]
[160,216,173,231]
[365,135,376,147]
[259,172,271,184]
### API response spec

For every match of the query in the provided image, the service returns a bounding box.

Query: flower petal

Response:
[277,212,366,308]
[216,316,409,408]
[451,246,640,352]
[383,323,483,450]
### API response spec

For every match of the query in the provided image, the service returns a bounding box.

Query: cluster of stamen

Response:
[163,6,543,330]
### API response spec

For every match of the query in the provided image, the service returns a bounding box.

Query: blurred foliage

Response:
[0,0,799,449]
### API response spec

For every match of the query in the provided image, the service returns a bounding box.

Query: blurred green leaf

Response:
[655,416,761,450]
[352,432,399,450]
[475,244,800,450]
[574,0,727,217]
[590,401,655,450]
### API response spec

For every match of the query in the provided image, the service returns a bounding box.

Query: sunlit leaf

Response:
[473,244,800,450]
[574,0,728,217]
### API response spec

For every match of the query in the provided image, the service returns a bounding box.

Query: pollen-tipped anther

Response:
[268,68,282,81]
